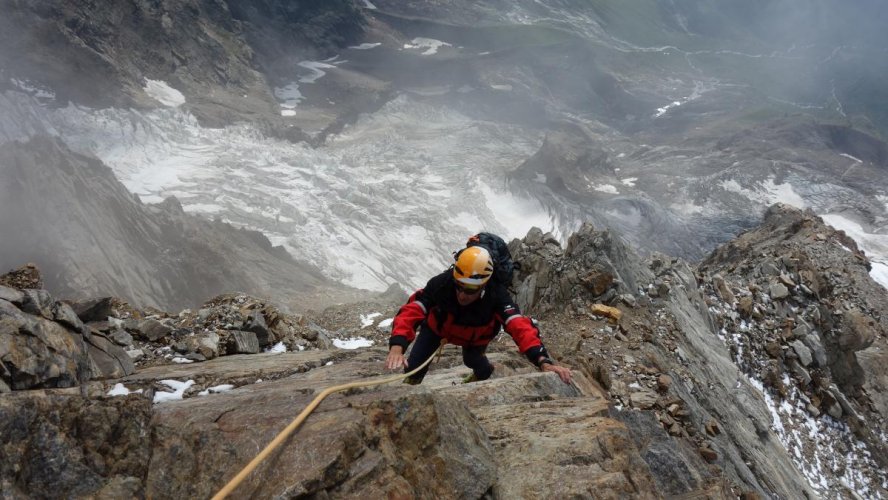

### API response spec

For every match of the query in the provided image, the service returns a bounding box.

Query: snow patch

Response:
[361,0,377,9]
[654,101,681,118]
[839,153,863,163]
[377,318,394,330]
[360,312,382,327]
[107,383,143,396]
[275,83,304,111]
[620,177,637,187]
[153,379,195,403]
[298,61,337,84]
[144,80,186,107]
[333,337,374,349]
[403,38,452,56]
[349,42,381,50]
[594,184,619,194]
[267,341,287,353]
[198,384,235,396]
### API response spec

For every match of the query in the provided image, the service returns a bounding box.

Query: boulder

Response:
[127,319,172,342]
[0,311,88,390]
[86,333,135,379]
[226,330,260,354]
[768,283,789,300]
[790,340,813,367]
[243,309,273,347]
[69,297,115,323]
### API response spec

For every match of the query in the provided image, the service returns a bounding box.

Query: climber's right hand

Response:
[385,345,408,370]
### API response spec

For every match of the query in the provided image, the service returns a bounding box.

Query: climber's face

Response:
[455,282,484,306]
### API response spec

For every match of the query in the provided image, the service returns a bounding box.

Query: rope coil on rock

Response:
[212,339,448,500]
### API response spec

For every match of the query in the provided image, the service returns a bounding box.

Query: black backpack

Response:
[455,232,520,287]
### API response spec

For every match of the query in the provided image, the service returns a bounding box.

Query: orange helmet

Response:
[452,246,494,289]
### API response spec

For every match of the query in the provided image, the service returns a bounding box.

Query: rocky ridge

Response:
[2,205,887,498]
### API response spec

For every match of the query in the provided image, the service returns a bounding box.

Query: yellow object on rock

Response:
[590,304,622,322]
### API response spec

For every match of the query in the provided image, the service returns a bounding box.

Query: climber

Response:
[385,245,571,385]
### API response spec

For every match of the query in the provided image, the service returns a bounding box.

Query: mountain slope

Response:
[0,136,364,311]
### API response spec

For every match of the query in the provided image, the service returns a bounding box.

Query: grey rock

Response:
[69,297,115,323]
[111,329,134,347]
[791,321,810,339]
[21,289,54,319]
[788,359,811,386]
[828,385,862,422]
[1,312,88,389]
[227,330,260,354]
[768,283,789,300]
[790,340,813,367]
[524,226,544,246]
[243,310,272,347]
[196,331,221,359]
[630,389,659,409]
[129,319,172,342]
[0,298,26,322]
[0,378,9,393]
[614,410,712,496]
[0,285,23,305]
[125,347,145,361]
[760,262,781,276]
[827,403,843,419]
[52,301,86,333]
[800,333,828,367]
[778,273,796,287]
[86,333,135,379]
[619,293,637,307]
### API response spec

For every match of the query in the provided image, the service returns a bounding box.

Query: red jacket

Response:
[390,271,549,364]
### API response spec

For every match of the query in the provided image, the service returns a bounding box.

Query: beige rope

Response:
[212,340,448,500]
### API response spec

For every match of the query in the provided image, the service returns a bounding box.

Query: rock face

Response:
[0,0,278,126]
[698,204,888,493]
[0,347,661,499]
[0,393,152,498]
[1,267,134,391]
[509,223,648,316]
[2,206,887,498]
[0,137,365,311]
